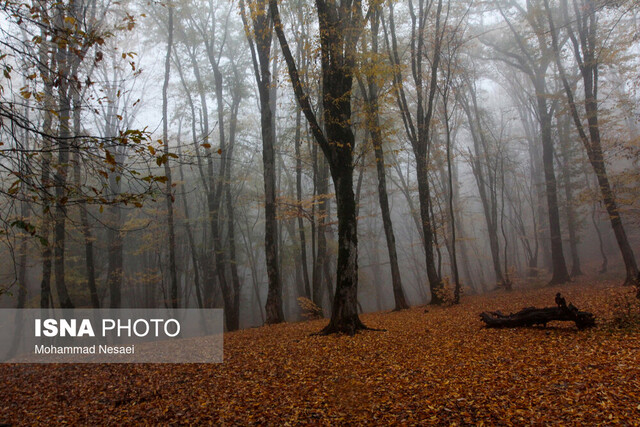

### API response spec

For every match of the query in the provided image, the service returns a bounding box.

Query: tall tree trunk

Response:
[515,99,541,277]
[198,27,234,325]
[241,0,283,323]
[162,4,178,308]
[499,159,512,290]
[360,9,408,311]
[293,0,311,300]
[325,164,364,334]
[313,157,330,310]
[38,25,54,308]
[415,155,443,303]
[443,96,462,301]
[172,57,206,307]
[225,154,241,327]
[295,105,311,298]
[205,30,236,330]
[225,90,242,329]
[52,4,75,309]
[177,141,203,309]
[535,80,570,285]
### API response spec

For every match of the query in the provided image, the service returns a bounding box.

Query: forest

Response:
[1,0,640,423]
[1,0,639,319]
[1,0,638,329]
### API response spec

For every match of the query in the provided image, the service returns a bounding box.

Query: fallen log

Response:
[480,293,596,330]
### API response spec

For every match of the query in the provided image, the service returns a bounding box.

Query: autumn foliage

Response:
[1,280,639,424]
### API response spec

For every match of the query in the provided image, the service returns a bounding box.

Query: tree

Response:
[382,0,449,303]
[162,2,179,308]
[271,0,369,334]
[358,5,409,311]
[240,0,284,324]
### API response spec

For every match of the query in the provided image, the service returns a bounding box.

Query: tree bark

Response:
[361,9,408,311]
[163,4,179,309]
[177,140,203,309]
[241,0,284,323]
[52,3,76,309]
[38,21,54,308]
[295,105,311,299]
[535,80,570,285]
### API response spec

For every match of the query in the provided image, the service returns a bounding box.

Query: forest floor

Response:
[1,278,639,425]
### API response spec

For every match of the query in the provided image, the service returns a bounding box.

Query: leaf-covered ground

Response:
[2,280,639,425]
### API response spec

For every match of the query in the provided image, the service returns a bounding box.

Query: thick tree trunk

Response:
[261,73,284,324]
[322,198,335,308]
[320,167,365,335]
[313,157,329,310]
[272,0,368,333]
